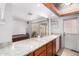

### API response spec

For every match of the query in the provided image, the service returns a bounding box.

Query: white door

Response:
[64,18,79,51]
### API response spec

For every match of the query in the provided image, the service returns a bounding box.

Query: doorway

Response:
[63,17,79,51]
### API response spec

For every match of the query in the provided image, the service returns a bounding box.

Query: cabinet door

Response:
[34,45,46,56]
[39,51,46,56]
[47,41,53,56]
[52,39,56,56]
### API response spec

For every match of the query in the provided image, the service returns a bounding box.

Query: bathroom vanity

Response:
[0,34,60,56]
[27,39,56,56]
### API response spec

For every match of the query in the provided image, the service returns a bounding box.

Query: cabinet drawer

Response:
[34,45,46,56]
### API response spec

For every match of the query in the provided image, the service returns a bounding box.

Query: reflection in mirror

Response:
[31,19,49,38]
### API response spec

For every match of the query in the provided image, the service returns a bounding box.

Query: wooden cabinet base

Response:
[46,41,53,56]
[38,51,46,56]
[27,39,56,56]
[52,39,56,56]
[34,45,46,56]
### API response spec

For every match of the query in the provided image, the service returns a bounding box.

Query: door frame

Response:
[63,16,79,50]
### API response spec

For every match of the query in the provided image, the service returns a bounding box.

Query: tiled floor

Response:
[57,48,79,56]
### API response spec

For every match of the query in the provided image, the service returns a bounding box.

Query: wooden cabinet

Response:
[46,39,56,56]
[46,41,53,56]
[34,45,46,56]
[52,39,56,56]
[27,39,56,56]
[39,51,46,56]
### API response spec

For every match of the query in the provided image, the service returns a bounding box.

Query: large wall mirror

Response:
[31,19,49,38]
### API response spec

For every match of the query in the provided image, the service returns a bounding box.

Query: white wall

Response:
[51,14,79,49]
[0,4,13,43]
[51,17,63,34]
[27,21,32,37]
[51,17,64,48]
[13,19,27,35]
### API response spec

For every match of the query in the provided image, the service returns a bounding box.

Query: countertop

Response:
[0,34,60,56]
